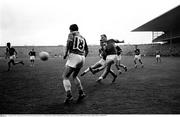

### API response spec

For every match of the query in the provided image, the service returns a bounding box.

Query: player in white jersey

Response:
[62,24,89,104]
[5,42,24,71]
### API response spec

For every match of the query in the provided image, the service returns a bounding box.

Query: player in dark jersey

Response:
[134,45,143,68]
[5,42,24,71]
[115,45,127,74]
[96,34,124,83]
[155,50,161,63]
[62,24,89,104]
[28,48,36,66]
[80,35,116,77]
[80,42,106,76]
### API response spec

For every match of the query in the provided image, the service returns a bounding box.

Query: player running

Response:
[96,34,124,83]
[5,42,24,71]
[134,45,143,68]
[28,48,36,66]
[115,45,127,74]
[80,34,113,76]
[62,24,89,104]
[155,50,161,63]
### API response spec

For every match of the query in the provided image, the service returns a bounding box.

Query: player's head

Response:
[100,34,107,46]
[69,24,79,32]
[32,48,34,51]
[100,34,107,41]
[7,42,11,48]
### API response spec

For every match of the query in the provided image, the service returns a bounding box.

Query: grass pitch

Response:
[0,56,180,114]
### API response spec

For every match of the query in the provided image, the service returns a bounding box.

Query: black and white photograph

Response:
[0,0,180,115]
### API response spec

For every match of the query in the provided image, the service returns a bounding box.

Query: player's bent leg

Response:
[119,63,127,72]
[72,68,86,101]
[63,79,73,104]
[139,59,143,68]
[13,60,24,65]
[81,62,100,76]
[159,58,161,63]
[97,60,113,82]
[156,57,158,63]
[7,61,12,71]
[62,66,74,104]
[115,60,122,74]
[115,60,120,70]
[93,64,105,74]
[73,76,86,101]
[89,63,102,75]
[11,59,16,65]
[90,62,105,75]
[80,63,101,76]
[134,58,137,68]
[109,69,117,83]
[91,63,102,69]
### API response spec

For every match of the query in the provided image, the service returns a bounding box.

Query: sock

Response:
[66,90,72,97]
[63,79,71,92]
[98,77,103,80]
[74,77,83,92]
[84,68,90,73]
[120,64,125,68]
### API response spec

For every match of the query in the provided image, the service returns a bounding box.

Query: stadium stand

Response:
[132,5,180,56]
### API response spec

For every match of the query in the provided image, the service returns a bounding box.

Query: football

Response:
[39,51,49,61]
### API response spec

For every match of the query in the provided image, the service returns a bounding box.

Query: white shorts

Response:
[116,55,122,61]
[96,58,106,66]
[65,53,85,68]
[156,55,160,58]
[134,55,141,60]
[30,56,35,60]
[106,55,117,63]
[9,55,16,60]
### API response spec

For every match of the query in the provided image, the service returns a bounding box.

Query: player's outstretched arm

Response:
[109,39,124,43]
[116,40,124,43]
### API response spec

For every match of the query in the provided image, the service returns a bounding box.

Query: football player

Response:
[134,45,143,68]
[28,48,36,66]
[155,50,161,63]
[115,45,127,74]
[62,24,89,104]
[80,34,116,77]
[96,34,124,83]
[5,42,24,71]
